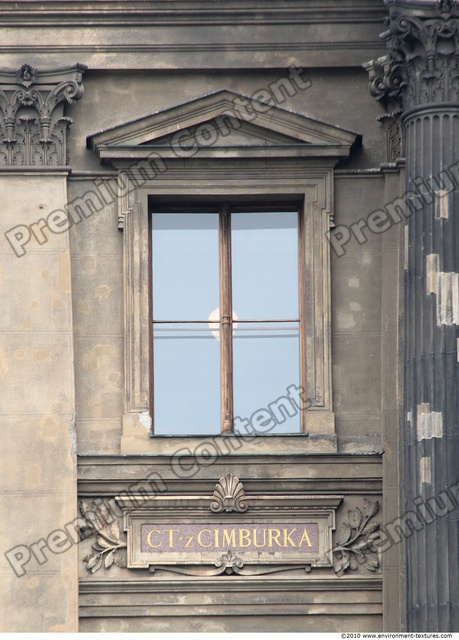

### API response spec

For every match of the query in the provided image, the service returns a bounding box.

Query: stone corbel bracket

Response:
[0,63,86,166]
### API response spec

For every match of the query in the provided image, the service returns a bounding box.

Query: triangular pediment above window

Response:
[87,89,361,163]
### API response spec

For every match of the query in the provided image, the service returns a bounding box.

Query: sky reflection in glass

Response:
[152,210,300,434]
[232,211,298,319]
[152,213,219,321]
[153,323,220,434]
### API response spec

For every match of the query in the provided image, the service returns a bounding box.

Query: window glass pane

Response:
[153,323,220,434]
[152,213,219,321]
[232,212,298,320]
[233,322,301,434]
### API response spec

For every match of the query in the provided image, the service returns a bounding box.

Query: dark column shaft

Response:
[404,106,459,631]
[366,0,459,631]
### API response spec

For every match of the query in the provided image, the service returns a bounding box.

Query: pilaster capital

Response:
[365,1,459,115]
[0,63,86,166]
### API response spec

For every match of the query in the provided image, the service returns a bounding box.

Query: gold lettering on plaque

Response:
[238,528,251,547]
[163,529,179,547]
[197,529,212,548]
[268,528,282,547]
[141,524,319,554]
[253,528,267,547]
[283,528,297,547]
[147,529,161,548]
[299,529,312,547]
[222,529,236,546]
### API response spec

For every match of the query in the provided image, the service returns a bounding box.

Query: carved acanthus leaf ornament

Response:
[332,499,381,576]
[80,499,127,574]
[365,1,459,113]
[0,63,86,166]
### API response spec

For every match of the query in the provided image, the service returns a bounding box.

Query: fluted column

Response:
[366,0,459,631]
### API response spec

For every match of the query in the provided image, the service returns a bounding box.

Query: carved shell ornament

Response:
[210,472,248,513]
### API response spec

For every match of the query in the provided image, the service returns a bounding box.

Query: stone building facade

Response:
[0,0,457,633]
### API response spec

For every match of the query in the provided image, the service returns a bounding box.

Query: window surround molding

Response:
[87,90,360,454]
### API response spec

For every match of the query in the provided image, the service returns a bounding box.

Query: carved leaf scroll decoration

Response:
[210,472,248,513]
[364,1,459,113]
[0,64,86,166]
[148,552,244,577]
[215,549,244,573]
[79,499,127,574]
[332,499,381,576]
[148,557,312,578]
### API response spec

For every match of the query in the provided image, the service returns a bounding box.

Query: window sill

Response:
[121,432,337,455]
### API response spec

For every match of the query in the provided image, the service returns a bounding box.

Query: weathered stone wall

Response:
[0,173,78,632]
[67,68,395,457]
[0,0,406,633]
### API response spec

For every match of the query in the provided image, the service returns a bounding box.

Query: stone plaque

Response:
[116,477,342,574]
[140,522,320,564]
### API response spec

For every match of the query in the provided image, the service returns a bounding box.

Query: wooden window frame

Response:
[149,201,307,435]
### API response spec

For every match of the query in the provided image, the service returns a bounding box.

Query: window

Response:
[87,89,358,451]
[151,202,306,435]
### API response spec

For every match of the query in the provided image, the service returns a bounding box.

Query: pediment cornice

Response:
[87,90,361,164]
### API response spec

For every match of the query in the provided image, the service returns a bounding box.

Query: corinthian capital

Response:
[365,0,459,114]
[0,64,86,167]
